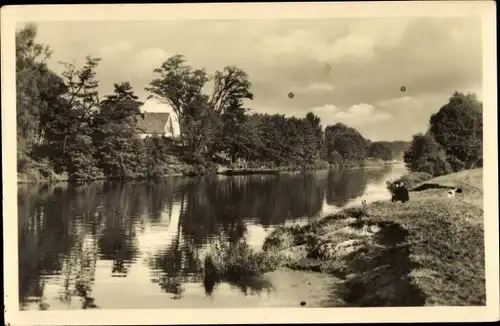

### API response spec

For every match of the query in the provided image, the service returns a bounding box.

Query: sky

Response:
[29,17,482,141]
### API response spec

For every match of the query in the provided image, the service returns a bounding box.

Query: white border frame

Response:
[2,2,498,325]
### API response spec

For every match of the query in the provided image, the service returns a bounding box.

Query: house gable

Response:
[136,112,171,135]
[163,115,174,135]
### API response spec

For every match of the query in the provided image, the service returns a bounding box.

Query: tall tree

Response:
[92,82,144,177]
[303,112,323,163]
[324,123,367,164]
[146,55,254,157]
[214,98,249,163]
[429,91,483,171]
[209,66,254,114]
[16,23,58,153]
[145,54,209,149]
[43,56,103,179]
[46,56,102,154]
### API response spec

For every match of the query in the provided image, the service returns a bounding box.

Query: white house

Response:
[135,112,181,140]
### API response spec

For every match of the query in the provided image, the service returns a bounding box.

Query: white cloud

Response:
[376,96,418,109]
[130,48,171,78]
[318,20,410,62]
[33,18,481,141]
[311,103,392,127]
[98,41,134,57]
[292,82,335,93]
[260,19,410,63]
[319,35,376,62]
[261,29,317,59]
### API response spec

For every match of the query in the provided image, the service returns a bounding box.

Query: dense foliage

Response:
[368,142,394,161]
[404,92,483,176]
[374,141,411,160]
[17,24,476,182]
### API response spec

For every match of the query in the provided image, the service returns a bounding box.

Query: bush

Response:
[203,240,284,280]
[67,152,104,182]
[305,158,329,170]
[17,154,68,182]
[403,133,453,177]
[369,142,393,161]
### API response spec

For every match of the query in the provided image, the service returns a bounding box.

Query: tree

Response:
[45,56,102,153]
[145,55,253,157]
[145,55,209,149]
[209,66,254,114]
[143,136,171,177]
[403,132,452,176]
[303,112,323,163]
[92,82,144,177]
[324,123,367,164]
[43,56,103,179]
[376,140,411,160]
[16,23,58,153]
[214,98,250,163]
[325,150,343,166]
[369,142,393,161]
[256,114,290,165]
[429,91,483,171]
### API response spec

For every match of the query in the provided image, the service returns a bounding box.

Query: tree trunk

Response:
[63,135,68,153]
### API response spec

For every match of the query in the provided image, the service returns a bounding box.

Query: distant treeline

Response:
[17,23,447,183]
[374,141,411,160]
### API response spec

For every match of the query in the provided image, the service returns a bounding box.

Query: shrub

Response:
[67,152,104,182]
[204,240,284,280]
[17,154,68,182]
[403,133,453,177]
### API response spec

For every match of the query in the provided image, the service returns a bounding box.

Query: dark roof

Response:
[136,112,171,134]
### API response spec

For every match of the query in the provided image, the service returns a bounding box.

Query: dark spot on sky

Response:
[400,86,407,92]
[325,63,332,75]
[288,92,295,99]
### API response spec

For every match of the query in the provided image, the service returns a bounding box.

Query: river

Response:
[18,163,406,310]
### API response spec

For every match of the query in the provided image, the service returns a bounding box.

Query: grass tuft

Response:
[202,240,285,283]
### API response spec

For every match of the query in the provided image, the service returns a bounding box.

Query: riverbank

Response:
[17,154,201,184]
[17,156,402,184]
[206,168,485,306]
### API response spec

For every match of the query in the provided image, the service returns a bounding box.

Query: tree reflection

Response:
[148,172,329,296]
[148,191,202,299]
[325,169,369,207]
[18,166,398,309]
[364,165,393,183]
[97,211,137,277]
[227,275,274,296]
[179,173,326,242]
[19,183,81,309]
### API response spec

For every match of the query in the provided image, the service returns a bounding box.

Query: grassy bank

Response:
[208,169,485,307]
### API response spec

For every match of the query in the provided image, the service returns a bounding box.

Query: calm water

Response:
[18,164,406,310]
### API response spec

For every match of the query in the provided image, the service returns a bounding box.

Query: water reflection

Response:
[18,164,404,310]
